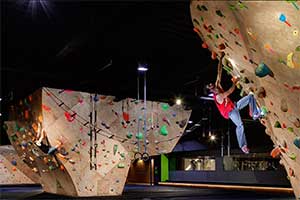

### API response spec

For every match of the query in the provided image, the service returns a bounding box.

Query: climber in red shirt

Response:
[207,52,263,154]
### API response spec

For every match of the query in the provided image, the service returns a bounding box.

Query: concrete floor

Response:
[0,184,295,199]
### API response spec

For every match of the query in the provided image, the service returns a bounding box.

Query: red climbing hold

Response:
[193,27,201,34]
[202,42,208,48]
[64,111,76,122]
[243,55,248,60]
[282,123,287,128]
[42,104,51,112]
[123,112,130,122]
[211,51,217,60]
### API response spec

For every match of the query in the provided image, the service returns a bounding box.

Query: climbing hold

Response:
[136,132,143,140]
[214,34,219,39]
[193,18,200,25]
[218,43,226,50]
[69,159,75,164]
[270,147,282,158]
[289,168,295,177]
[64,111,76,122]
[294,137,300,149]
[282,123,287,128]
[201,5,208,11]
[21,141,27,147]
[113,145,118,155]
[207,34,213,40]
[288,153,296,160]
[193,27,201,34]
[160,125,168,136]
[161,103,170,111]
[293,29,299,37]
[256,87,266,98]
[279,14,291,27]
[117,163,125,168]
[202,42,208,49]
[229,4,237,11]
[126,132,133,139]
[12,167,17,171]
[42,104,51,112]
[11,160,17,166]
[293,118,300,128]
[196,5,202,11]
[286,52,296,68]
[274,121,281,128]
[32,167,38,173]
[211,51,217,60]
[216,10,225,18]
[280,98,288,112]
[287,127,294,132]
[296,46,300,52]
[255,63,274,78]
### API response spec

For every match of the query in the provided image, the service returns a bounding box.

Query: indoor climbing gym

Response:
[1,1,299,199]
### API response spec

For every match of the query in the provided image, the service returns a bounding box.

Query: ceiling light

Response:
[137,63,148,71]
[175,99,182,105]
[194,123,201,127]
[188,120,193,124]
[210,135,216,141]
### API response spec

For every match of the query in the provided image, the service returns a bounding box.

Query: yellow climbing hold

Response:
[287,52,295,68]
[293,29,298,37]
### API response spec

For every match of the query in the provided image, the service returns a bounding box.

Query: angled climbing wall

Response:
[4,87,191,196]
[0,145,39,185]
[190,1,300,198]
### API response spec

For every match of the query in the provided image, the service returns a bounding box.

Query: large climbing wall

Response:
[4,87,191,196]
[0,145,39,185]
[190,1,300,198]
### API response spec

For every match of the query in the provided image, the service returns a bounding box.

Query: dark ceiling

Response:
[1,0,219,104]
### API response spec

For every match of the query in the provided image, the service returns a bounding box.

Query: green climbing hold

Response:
[274,121,281,128]
[126,132,133,139]
[49,165,55,171]
[215,34,219,39]
[161,103,170,111]
[238,1,248,9]
[200,16,204,22]
[289,153,296,160]
[261,106,268,117]
[207,34,213,40]
[255,63,273,78]
[160,125,168,136]
[11,134,17,142]
[19,127,25,132]
[136,132,143,140]
[294,137,300,149]
[117,163,125,168]
[120,153,125,158]
[229,4,237,10]
[296,46,300,52]
[113,144,118,155]
[287,127,294,132]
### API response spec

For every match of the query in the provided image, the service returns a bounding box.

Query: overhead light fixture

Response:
[137,63,148,72]
[210,135,216,141]
[175,99,182,105]
[208,93,214,97]
[188,120,193,124]
[194,123,201,127]
[186,129,192,133]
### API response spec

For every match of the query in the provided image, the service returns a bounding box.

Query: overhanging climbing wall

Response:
[190,1,300,198]
[4,87,191,196]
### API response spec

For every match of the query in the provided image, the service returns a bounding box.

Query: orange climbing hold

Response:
[211,51,217,60]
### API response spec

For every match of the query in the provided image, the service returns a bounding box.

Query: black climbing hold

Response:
[193,18,200,25]
[216,10,225,17]
[201,5,208,11]
[274,121,281,128]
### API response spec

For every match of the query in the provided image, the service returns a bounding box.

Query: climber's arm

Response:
[215,52,225,88]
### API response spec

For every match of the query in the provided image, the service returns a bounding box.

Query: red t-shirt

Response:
[213,93,235,119]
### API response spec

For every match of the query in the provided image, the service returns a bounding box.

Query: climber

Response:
[206,52,263,154]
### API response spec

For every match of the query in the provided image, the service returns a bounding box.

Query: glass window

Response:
[183,156,215,171]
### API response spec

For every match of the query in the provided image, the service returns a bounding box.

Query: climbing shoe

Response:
[241,145,250,154]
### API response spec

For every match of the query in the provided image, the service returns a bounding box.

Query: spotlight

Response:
[175,99,182,105]
[0,97,2,101]
[137,63,148,72]
[188,120,193,124]
[210,135,216,141]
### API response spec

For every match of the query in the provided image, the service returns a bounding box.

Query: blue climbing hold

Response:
[11,160,17,166]
[294,137,300,149]
[255,63,272,78]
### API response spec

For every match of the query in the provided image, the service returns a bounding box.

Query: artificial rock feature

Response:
[190,1,300,198]
[4,87,191,196]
